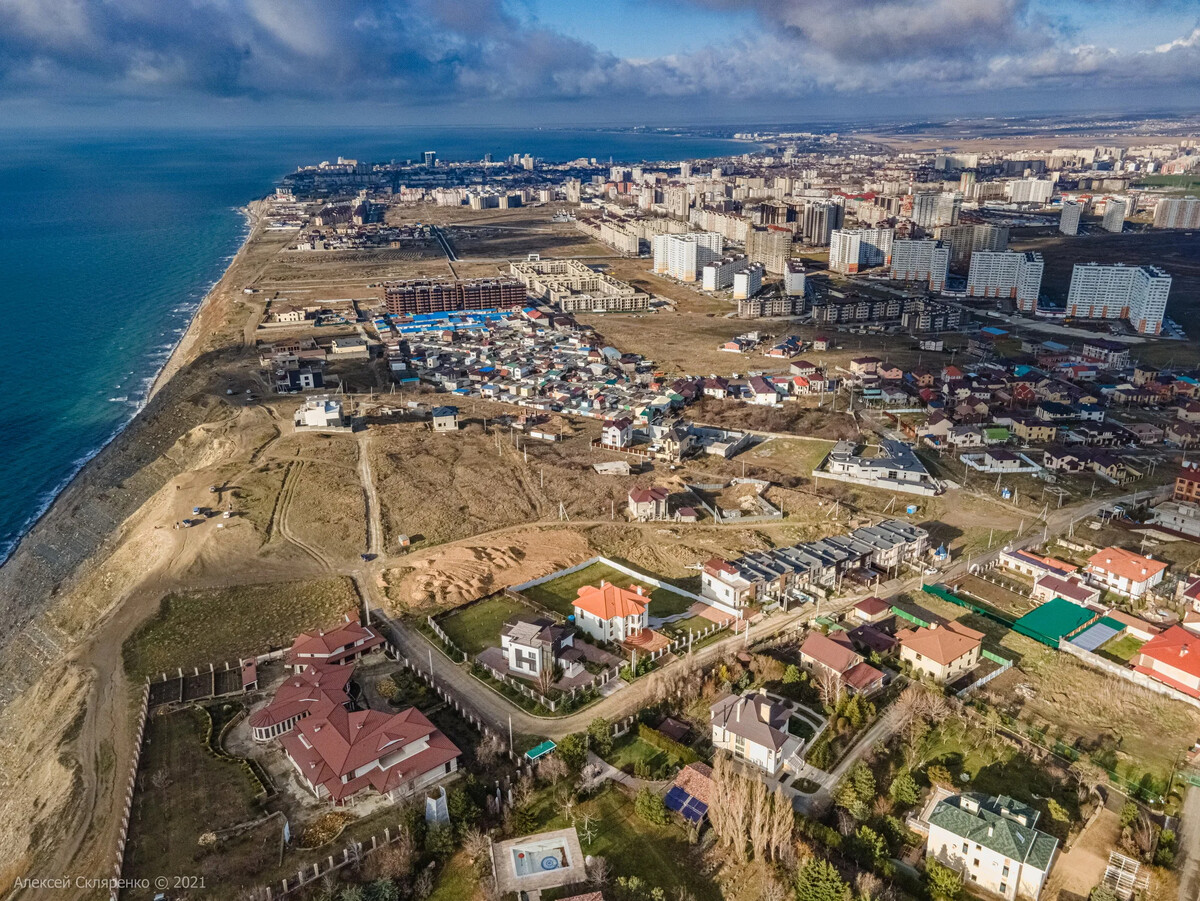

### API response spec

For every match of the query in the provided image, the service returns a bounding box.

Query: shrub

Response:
[926,859,962,901]
[634,787,669,825]
[889,771,920,808]
[588,718,613,757]
[636,723,699,765]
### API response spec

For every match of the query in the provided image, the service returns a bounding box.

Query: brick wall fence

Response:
[108,683,150,901]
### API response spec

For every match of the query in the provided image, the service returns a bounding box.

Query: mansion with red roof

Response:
[248,616,460,805]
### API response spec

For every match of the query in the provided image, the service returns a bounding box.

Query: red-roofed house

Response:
[249,663,354,742]
[1086,547,1168,599]
[1031,573,1101,606]
[852,596,892,624]
[282,699,460,803]
[287,614,386,673]
[897,621,983,683]
[628,486,670,521]
[1133,625,1200,699]
[572,581,651,643]
[601,418,633,449]
[799,631,885,695]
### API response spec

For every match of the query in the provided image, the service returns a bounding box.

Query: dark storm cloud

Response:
[0,0,1196,112]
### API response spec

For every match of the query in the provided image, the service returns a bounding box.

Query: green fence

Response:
[922,585,1018,630]
[981,649,1013,666]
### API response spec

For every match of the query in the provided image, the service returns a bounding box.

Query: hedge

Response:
[637,723,699,764]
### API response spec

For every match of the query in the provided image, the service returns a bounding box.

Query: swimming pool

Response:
[510,837,572,877]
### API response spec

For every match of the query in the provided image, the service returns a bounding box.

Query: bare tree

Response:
[412,867,435,900]
[855,871,883,901]
[477,732,505,769]
[748,776,771,861]
[769,785,795,862]
[538,754,568,786]
[816,667,845,709]
[461,827,490,873]
[761,874,790,901]
[586,854,610,889]
[536,659,558,697]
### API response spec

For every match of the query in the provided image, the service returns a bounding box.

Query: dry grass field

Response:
[123,577,360,680]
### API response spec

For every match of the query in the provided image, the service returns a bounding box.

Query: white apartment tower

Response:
[652,232,723,282]
[1102,197,1128,233]
[702,254,752,291]
[1067,263,1171,334]
[1059,201,1082,236]
[967,251,1044,311]
[890,240,950,292]
[911,191,961,228]
[829,228,894,274]
[1007,179,1054,205]
[732,263,765,300]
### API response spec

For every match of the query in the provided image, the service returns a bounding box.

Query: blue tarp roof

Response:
[525,740,557,760]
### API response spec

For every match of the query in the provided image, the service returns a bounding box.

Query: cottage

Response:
[628,486,670,521]
[1030,573,1100,606]
[431,405,460,432]
[926,794,1058,901]
[601,417,633,448]
[572,581,650,643]
[500,616,578,680]
[897,621,983,683]
[1133,625,1200,698]
[1085,547,1167,599]
[710,689,794,775]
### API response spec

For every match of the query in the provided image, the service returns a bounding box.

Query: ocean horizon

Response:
[0,127,751,564]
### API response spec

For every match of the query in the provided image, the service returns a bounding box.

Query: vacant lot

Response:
[124,577,359,679]
[522,560,694,618]
[123,707,279,899]
[690,397,858,442]
[436,593,532,656]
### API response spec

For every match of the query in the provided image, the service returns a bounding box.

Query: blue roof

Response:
[525,739,557,760]
[980,326,1008,336]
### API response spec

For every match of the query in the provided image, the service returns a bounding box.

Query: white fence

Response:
[109,683,150,901]
[510,555,707,604]
[1058,639,1200,711]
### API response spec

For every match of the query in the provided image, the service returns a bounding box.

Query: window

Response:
[1002,865,1010,877]
[962,843,969,854]
[973,860,980,868]
[999,884,1007,894]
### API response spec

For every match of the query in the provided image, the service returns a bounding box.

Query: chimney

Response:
[736,702,741,723]
[988,824,994,837]
[636,585,644,596]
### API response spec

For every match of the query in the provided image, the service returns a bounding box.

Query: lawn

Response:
[744,436,836,477]
[124,577,360,680]
[522,561,695,618]
[437,593,532,656]
[661,612,717,639]
[123,707,279,898]
[605,733,677,777]
[525,784,720,901]
[1096,633,1145,665]
[788,716,816,741]
[427,852,481,901]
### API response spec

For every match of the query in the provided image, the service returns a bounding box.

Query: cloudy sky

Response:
[0,0,1197,126]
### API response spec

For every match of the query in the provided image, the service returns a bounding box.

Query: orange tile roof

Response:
[1136,625,1200,682]
[899,621,983,667]
[573,581,649,620]
[1087,547,1168,583]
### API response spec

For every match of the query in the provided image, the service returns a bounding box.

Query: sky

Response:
[0,0,1197,128]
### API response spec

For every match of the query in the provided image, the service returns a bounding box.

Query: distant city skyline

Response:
[0,0,1197,126]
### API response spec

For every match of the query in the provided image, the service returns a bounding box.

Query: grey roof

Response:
[710,690,790,752]
[502,616,567,650]
[928,793,1058,872]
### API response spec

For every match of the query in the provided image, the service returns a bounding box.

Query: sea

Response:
[0,126,751,564]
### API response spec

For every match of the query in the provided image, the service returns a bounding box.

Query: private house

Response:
[897,621,983,683]
[1042,447,1088,474]
[287,615,386,673]
[849,356,881,377]
[710,689,795,775]
[628,486,670,521]
[572,581,650,644]
[790,360,819,377]
[1133,625,1200,698]
[500,616,579,681]
[852,596,892,624]
[1168,422,1200,448]
[601,417,634,448]
[294,395,349,432]
[1031,573,1100,606]
[431,405,460,432]
[996,550,1075,581]
[1010,416,1057,444]
[819,439,941,496]
[1085,547,1167,599]
[282,699,460,804]
[748,376,780,406]
[249,662,353,742]
[1174,467,1200,503]
[799,631,886,695]
[926,793,1058,901]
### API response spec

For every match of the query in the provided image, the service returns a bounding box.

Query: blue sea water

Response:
[0,126,749,563]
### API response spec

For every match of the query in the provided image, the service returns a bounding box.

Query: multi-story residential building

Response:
[702,254,752,291]
[890,239,950,291]
[732,263,765,300]
[738,295,801,318]
[571,581,651,643]
[1059,200,1082,235]
[652,232,723,281]
[511,258,651,312]
[911,191,961,228]
[784,260,806,296]
[1006,178,1054,205]
[1153,196,1200,229]
[897,621,983,682]
[934,223,1009,267]
[382,277,527,315]
[1102,197,1128,233]
[746,225,792,274]
[802,199,843,245]
[500,617,576,680]
[926,794,1058,901]
[1066,263,1171,334]
[829,228,894,274]
[966,251,1044,311]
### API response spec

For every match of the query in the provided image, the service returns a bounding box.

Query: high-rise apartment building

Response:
[1102,197,1127,233]
[829,228,894,274]
[663,185,690,219]
[966,251,1044,311]
[1153,196,1200,229]
[1066,263,1171,334]
[1007,179,1054,205]
[911,191,961,228]
[702,254,752,291]
[1059,201,1082,236]
[732,263,765,300]
[745,225,792,274]
[802,200,843,245]
[423,150,437,167]
[932,223,1008,267]
[652,232,724,282]
[890,240,950,292]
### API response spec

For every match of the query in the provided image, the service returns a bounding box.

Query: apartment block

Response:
[652,232,723,281]
[966,251,1044,311]
[829,228,894,274]
[382,277,526,315]
[1066,263,1171,334]
[1059,200,1082,236]
[890,239,950,292]
[1153,196,1200,229]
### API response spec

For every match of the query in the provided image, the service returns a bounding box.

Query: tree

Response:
[635,787,670,825]
[925,859,962,901]
[794,857,849,901]
[850,763,876,802]
[853,825,887,867]
[338,888,365,901]
[586,855,611,889]
[448,785,481,832]
[557,733,588,772]
[1119,800,1139,828]
[835,780,868,821]
[926,765,954,788]
[588,717,614,757]
[462,826,491,873]
[364,881,400,901]
[889,771,920,808]
[424,824,455,859]
[784,664,801,685]
[538,754,569,786]
[1046,799,1069,823]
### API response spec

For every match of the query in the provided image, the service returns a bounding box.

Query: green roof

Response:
[1098,616,1126,631]
[1013,597,1099,645]
[928,793,1058,872]
[525,740,557,760]
[984,427,1010,440]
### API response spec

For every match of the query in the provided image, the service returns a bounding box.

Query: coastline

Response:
[0,200,261,573]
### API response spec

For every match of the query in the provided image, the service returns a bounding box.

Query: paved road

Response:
[1178,781,1200,901]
